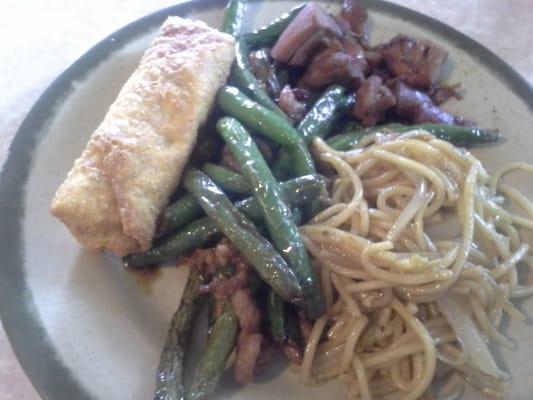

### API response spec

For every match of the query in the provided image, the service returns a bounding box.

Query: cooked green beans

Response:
[128,218,220,268]
[159,167,248,235]
[242,4,305,48]
[218,117,324,318]
[125,175,326,268]
[232,5,304,116]
[188,302,239,400]
[274,90,354,180]
[159,195,204,236]
[268,289,286,343]
[327,123,501,151]
[202,163,250,195]
[248,48,283,98]
[154,269,203,400]
[297,86,350,142]
[221,0,247,36]
[232,40,287,118]
[218,86,315,176]
[184,169,303,303]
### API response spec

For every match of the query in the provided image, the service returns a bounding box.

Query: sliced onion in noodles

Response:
[437,295,508,381]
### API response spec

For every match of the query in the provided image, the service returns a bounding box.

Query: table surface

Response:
[1,0,532,399]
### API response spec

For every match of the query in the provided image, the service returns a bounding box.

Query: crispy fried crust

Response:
[51,17,235,255]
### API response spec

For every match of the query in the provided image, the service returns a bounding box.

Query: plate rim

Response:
[0,1,531,399]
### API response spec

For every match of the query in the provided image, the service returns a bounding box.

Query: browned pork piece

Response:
[234,333,264,384]
[232,288,264,384]
[184,241,267,385]
[301,40,366,90]
[271,3,343,66]
[278,85,308,122]
[414,101,456,124]
[353,75,396,126]
[429,84,462,105]
[339,0,368,39]
[389,80,463,125]
[389,79,432,117]
[381,35,448,88]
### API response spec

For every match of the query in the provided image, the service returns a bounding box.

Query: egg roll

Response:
[51,16,236,256]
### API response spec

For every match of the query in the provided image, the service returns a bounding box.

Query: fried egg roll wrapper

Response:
[51,17,236,255]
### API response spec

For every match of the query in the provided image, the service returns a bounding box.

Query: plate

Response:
[1,1,532,399]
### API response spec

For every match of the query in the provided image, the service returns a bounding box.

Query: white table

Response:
[0,0,531,398]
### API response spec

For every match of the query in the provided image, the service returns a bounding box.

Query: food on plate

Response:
[300,133,533,399]
[51,16,236,255]
[52,0,533,399]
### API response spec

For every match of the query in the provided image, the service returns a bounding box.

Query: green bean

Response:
[242,4,305,48]
[325,123,403,150]
[128,218,220,268]
[154,269,203,400]
[184,169,303,303]
[248,48,282,98]
[159,175,324,236]
[272,148,292,181]
[221,0,247,36]
[159,167,248,235]
[326,123,501,151]
[218,86,315,177]
[291,208,303,225]
[297,86,350,142]
[413,124,501,146]
[188,302,239,400]
[232,40,287,118]
[125,175,327,268]
[218,117,324,318]
[268,289,286,343]
[335,118,363,135]
[284,306,301,344]
[202,163,250,195]
[273,90,354,180]
[159,195,204,236]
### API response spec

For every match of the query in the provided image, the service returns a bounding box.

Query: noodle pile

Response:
[298,130,533,399]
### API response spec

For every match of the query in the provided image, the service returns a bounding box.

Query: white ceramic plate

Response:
[1,1,532,399]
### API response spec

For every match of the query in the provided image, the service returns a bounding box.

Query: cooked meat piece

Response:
[234,333,263,384]
[222,145,242,173]
[298,312,313,344]
[429,84,463,105]
[388,80,465,125]
[256,340,274,367]
[183,239,234,277]
[301,41,365,90]
[352,75,397,126]
[200,272,246,299]
[389,80,432,117]
[278,85,307,122]
[381,35,448,89]
[283,341,303,364]
[340,0,368,39]
[341,35,369,74]
[271,3,343,66]
[414,101,455,125]
[364,49,384,70]
[231,288,262,333]
[218,265,249,298]
[292,87,312,102]
[330,16,369,74]
[388,80,467,126]
[288,31,330,67]
[249,49,283,97]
